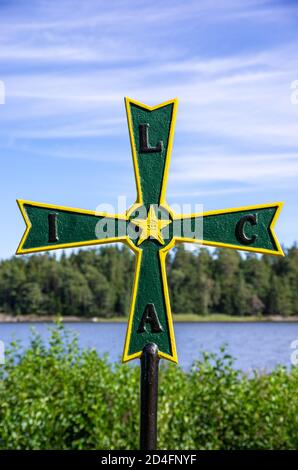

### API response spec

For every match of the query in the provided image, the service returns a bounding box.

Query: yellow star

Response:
[131,205,171,246]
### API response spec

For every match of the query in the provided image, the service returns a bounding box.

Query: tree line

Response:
[0,244,297,317]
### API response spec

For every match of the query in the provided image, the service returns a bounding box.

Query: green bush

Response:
[0,326,297,449]
[1,244,297,318]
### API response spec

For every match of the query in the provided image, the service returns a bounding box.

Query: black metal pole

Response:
[140,343,159,450]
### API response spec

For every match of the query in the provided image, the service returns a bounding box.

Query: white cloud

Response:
[0,0,298,259]
[0,0,297,189]
[170,151,298,184]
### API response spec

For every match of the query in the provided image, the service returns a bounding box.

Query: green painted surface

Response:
[174,207,278,251]
[128,241,172,357]
[17,99,283,362]
[23,205,127,250]
[130,103,174,205]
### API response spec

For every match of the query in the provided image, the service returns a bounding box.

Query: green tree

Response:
[169,245,198,313]
[213,249,241,315]
[194,248,214,315]
[0,243,297,318]
[19,282,43,314]
[59,267,93,316]
[0,258,26,314]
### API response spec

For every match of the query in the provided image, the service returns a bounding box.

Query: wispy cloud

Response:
[0,0,297,256]
[170,151,298,184]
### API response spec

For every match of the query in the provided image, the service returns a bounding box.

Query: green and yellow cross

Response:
[16,97,283,363]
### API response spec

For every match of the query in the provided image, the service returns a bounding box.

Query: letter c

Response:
[235,214,257,245]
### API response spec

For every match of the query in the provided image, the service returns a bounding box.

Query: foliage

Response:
[0,244,297,317]
[0,327,297,450]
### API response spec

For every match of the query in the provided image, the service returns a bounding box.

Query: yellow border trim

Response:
[122,240,178,364]
[173,202,284,257]
[16,97,284,366]
[122,97,178,363]
[16,202,178,364]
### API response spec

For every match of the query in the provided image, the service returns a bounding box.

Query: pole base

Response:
[140,343,159,450]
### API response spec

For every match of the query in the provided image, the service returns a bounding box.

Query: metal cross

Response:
[17,97,283,363]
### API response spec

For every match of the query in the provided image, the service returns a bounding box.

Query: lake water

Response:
[1,322,298,372]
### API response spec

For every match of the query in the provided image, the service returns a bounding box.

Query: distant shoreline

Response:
[0,313,298,323]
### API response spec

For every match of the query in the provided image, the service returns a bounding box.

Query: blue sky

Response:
[0,0,298,259]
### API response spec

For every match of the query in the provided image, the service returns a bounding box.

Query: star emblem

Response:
[131,205,171,246]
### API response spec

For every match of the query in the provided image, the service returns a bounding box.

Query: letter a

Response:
[137,303,163,333]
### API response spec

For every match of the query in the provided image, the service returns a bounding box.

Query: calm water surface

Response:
[1,322,297,372]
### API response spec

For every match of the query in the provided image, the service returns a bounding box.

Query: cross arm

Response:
[122,242,177,363]
[125,97,177,207]
[16,200,129,255]
[172,202,284,256]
